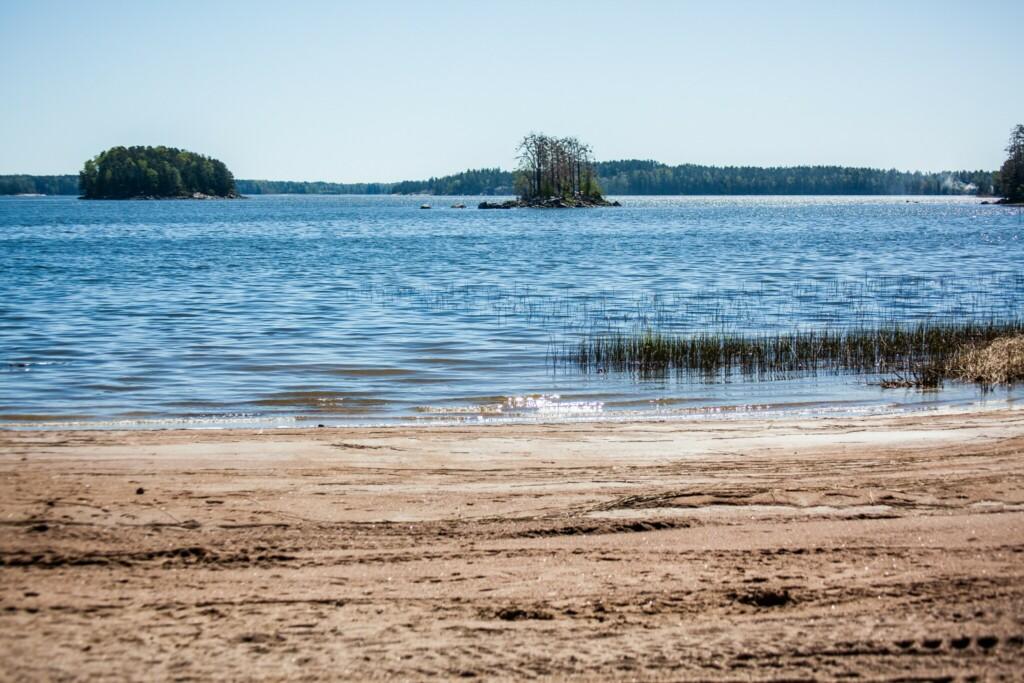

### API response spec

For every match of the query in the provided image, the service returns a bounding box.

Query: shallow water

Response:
[1,195,1022,428]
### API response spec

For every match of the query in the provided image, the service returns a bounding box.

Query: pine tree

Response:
[999,124,1024,202]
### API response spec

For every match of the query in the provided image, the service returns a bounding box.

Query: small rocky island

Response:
[480,133,619,209]
[79,146,240,199]
[479,196,620,209]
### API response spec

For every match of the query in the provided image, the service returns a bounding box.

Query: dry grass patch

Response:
[948,335,1024,386]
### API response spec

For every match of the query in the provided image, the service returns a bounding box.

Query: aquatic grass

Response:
[565,320,1024,385]
[363,274,1024,337]
[364,274,1024,388]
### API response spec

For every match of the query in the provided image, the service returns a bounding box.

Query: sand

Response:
[1,407,1023,680]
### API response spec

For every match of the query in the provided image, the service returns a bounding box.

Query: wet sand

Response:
[2,408,1023,680]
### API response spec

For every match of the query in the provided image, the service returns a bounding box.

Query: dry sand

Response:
[2,408,1023,680]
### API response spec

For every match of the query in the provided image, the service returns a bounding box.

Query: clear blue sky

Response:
[2,0,1021,181]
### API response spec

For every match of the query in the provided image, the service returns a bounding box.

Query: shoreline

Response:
[0,393,1017,432]
[3,401,1021,444]
[78,192,244,200]
[3,407,1023,678]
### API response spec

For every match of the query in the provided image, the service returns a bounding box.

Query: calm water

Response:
[1,195,1022,428]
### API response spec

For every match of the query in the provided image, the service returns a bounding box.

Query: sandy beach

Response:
[2,408,1023,680]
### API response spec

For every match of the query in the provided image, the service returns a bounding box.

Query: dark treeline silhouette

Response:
[5,163,998,197]
[237,179,392,195]
[387,162,995,196]
[79,146,237,199]
[390,168,512,196]
[997,124,1024,202]
[595,161,995,196]
[0,175,79,195]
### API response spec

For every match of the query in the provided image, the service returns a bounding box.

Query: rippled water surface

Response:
[2,195,1022,427]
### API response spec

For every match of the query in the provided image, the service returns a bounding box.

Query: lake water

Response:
[1,195,1022,428]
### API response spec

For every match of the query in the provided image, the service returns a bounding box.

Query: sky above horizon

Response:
[2,1,1022,182]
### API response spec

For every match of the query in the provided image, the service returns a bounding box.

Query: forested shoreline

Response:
[392,162,996,197]
[0,175,79,195]
[236,179,393,195]
[3,162,999,197]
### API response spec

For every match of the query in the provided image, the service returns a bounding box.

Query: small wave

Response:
[0,413,297,430]
[252,391,387,411]
[326,367,416,378]
[506,393,605,416]
[416,404,505,416]
[404,399,933,427]
[4,360,69,371]
[416,393,605,418]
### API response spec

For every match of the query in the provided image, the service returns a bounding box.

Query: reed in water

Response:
[565,320,1024,386]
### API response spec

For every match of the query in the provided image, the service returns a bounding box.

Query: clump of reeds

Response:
[877,358,946,390]
[565,320,1024,386]
[947,334,1024,387]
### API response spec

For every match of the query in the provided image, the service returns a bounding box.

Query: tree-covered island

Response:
[480,134,619,208]
[79,146,239,199]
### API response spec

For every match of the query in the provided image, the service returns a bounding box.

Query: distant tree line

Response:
[595,161,996,196]
[4,163,1007,198]
[79,146,236,199]
[236,179,393,195]
[996,124,1024,203]
[390,168,512,196]
[387,162,995,197]
[0,175,79,195]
